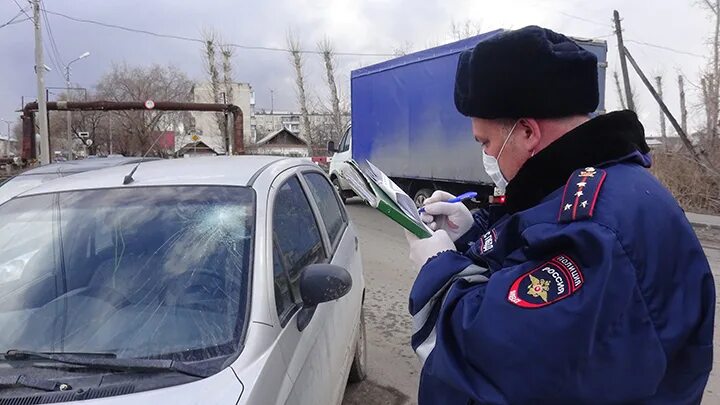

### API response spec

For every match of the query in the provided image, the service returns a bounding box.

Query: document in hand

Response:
[339,160,433,239]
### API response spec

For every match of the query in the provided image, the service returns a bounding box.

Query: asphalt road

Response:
[341,200,720,405]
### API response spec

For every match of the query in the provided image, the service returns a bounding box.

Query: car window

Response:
[272,176,326,324]
[273,241,295,323]
[304,172,346,246]
[339,127,351,152]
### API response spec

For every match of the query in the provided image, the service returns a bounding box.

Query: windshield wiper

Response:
[0,374,67,392]
[5,351,116,360]
[3,350,209,378]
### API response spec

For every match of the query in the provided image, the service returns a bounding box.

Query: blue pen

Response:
[418,191,478,214]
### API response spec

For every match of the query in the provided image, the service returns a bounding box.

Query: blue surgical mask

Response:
[482,120,519,191]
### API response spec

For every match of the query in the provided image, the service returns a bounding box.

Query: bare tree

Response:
[679,75,689,135]
[450,19,483,40]
[318,37,343,143]
[700,0,720,146]
[202,31,227,139]
[95,63,193,155]
[221,44,235,104]
[287,30,312,151]
[392,40,413,57]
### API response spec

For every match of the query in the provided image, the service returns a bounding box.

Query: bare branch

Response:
[318,37,343,143]
[201,30,226,140]
[702,0,719,15]
[449,19,483,40]
[221,43,234,105]
[287,29,312,151]
[93,62,193,155]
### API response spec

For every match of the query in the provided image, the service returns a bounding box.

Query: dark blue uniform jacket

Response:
[409,111,715,404]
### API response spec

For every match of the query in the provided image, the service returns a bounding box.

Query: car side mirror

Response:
[296,264,352,331]
[300,264,352,306]
[327,141,337,153]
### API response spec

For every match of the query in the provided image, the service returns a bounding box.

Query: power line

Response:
[555,10,612,28]
[40,1,66,68]
[0,13,28,28]
[529,4,704,61]
[41,8,395,57]
[10,0,32,22]
[32,6,707,61]
[1,9,24,26]
[8,16,29,25]
[625,39,705,59]
[527,2,613,29]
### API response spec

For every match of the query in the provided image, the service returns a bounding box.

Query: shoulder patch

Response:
[558,167,607,223]
[507,255,584,309]
[478,229,497,254]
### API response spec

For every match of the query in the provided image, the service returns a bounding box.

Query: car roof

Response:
[15,156,309,196]
[16,156,158,176]
[0,156,163,205]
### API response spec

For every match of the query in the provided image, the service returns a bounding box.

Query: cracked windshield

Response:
[0,186,253,359]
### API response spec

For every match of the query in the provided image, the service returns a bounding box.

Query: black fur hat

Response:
[454,26,599,119]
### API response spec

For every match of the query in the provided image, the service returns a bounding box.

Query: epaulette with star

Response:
[558,166,607,223]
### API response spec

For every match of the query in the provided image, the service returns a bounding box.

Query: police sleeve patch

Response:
[507,255,584,308]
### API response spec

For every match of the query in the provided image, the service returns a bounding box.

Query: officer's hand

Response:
[405,229,456,270]
[420,191,474,242]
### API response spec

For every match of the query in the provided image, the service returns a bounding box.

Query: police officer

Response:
[406,25,715,404]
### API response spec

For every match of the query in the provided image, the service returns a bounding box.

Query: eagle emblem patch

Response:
[507,255,584,308]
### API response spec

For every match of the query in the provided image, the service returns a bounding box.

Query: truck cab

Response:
[328,126,355,203]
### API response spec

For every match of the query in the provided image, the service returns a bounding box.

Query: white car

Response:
[327,126,355,203]
[0,156,367,404]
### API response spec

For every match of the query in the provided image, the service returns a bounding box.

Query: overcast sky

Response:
[0,0,713,139]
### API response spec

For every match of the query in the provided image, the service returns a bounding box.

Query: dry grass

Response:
[650,146,720,215]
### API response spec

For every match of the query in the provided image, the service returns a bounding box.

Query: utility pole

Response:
[614,10,635,112]
[679,75,688,135]
[65,52,90,160]
[270,89,274,113]
[109,114,113,155]
[624,46,712,170]
[613,71,627,110]
[33,0,50,164]
[65,67,72,160]
[655,76,667,144]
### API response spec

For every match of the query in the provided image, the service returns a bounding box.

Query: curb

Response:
[687,214,720,232]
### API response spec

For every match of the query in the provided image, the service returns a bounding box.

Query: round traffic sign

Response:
[144,100,155,110]
[85,139,94,146]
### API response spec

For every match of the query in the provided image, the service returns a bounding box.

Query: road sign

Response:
[78,131,89,139]
[144,99,155,110]
[84,139,93,146]
[191,134,200,142]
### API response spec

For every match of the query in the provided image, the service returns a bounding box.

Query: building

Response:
[246,128,309,157]
[0,137,18,157]
[251,110,350,145]
[176,141,221,157]
[188,82,255,154]
[185,81,349,156]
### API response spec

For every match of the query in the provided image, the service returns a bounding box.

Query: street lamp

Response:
[65,51,90,161]
[0,119,11,157]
